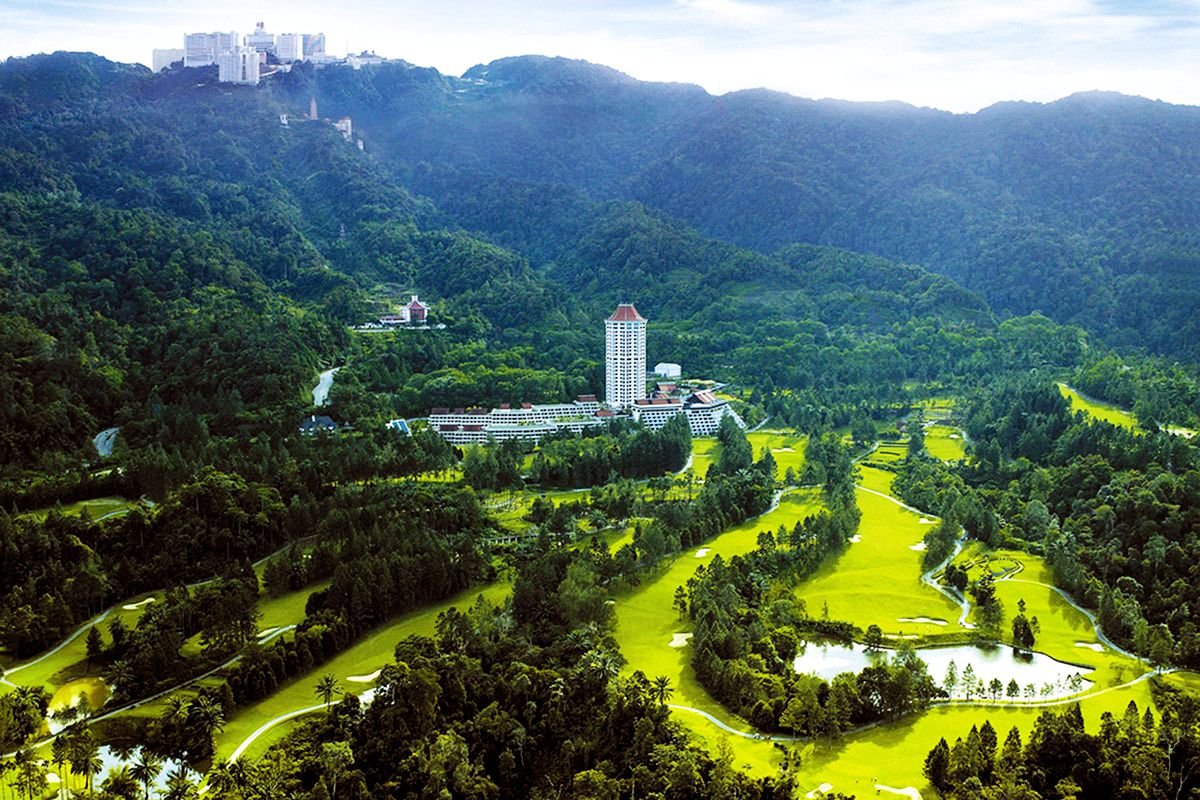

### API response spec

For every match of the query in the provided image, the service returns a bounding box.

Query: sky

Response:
[1,0,1197,112]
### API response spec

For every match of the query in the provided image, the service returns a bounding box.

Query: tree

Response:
[924,737,951,791]
[130,749,163,800]
[12,749,47,800]
[672,585,688,619]
[651,675,673,707]
[944,660,959,696]
[315,674,341,710]
[319,742,355,800]
[864,624,884,651]
[1012,613,1036,652]
[85,626,104,668]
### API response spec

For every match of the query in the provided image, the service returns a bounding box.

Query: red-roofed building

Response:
[606,303,646,322]
[407,294,428,323]
[605,303,647,409]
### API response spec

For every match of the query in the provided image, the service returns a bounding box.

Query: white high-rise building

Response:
[152,49,183,72]
[276,33,304,63]
[302,33,325,58]
[245,22,276,54]
[605,303,647,409]
[183,32,238,67]
[217,46,260,85]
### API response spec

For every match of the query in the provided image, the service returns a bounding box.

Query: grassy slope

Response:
[923,424,967,462]
[1057,382,1139,430]
[798,466,959,636]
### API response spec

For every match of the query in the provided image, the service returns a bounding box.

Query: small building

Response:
[152,48,184,73]
[654,362,682,380]
[407,295,428,323]
[334,117,353,142]
[299,415,338,435]
[386,419,411,435]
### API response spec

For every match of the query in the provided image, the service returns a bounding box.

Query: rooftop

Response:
[607,303,646,323]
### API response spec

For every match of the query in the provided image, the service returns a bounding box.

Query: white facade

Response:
[303,33,326,58]
[654,362,682,380]
[245,23,276,54]
[632,392,746,437]
[276,34,304,63]
[217,46,260,85]
[334,117,353,141]
[183,32,238,67]
[152,49,184,73]
[605,304,647,409]
[429,398,609,445]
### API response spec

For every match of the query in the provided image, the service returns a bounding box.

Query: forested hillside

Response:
[272,56,1200,357]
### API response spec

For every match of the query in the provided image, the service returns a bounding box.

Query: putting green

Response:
[1057,383,1138,430]
[796,467,960,638]
[922,424,966,462]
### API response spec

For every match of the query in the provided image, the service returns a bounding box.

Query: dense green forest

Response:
[1,50,1200,799]
[269,56,1200,358]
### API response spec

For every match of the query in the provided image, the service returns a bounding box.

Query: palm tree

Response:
[103,766,141,799]
[186,696,226,761]
[652,675,674,707]
[163,766,196,800]
[205,760,248,798]
[129,749,163,800]
[315,674,340,709]
[50,736,72,800]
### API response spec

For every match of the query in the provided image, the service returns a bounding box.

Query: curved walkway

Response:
[1006,578,1138,661]
[229,703,327,763]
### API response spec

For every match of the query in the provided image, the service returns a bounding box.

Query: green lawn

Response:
[613,489,823,774]
[0,593,159,696]
[797,466,960,638]
[923,424,967,462]
[690,431,807,481]
[21,496,137,522]
[214,582,511,762]
[1057,383,1139,430]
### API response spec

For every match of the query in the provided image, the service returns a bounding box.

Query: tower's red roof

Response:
[607,303,646,322]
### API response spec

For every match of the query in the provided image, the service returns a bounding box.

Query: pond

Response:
[794,641,1092,701]
[46,676,110,733]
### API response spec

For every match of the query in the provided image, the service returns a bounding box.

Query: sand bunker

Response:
[848,535,861,543]
[695,548,710,558]
[669,633,694,648]
[898,617,947,626]
[949,434,960,439]
[122,597,155,611]
[919,518,935,524]
[805,783,834,798]
[773,447,796,452]
[346,669,382,683]
[1075,642,1104,652]
[909,542,927,551]
[876,786,922,800]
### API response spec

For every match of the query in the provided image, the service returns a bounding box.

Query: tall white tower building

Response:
[605,303,647,409]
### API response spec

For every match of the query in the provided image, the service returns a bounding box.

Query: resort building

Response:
[429,397,610,445]
[632,390,746,437]
[605,303,647,409]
